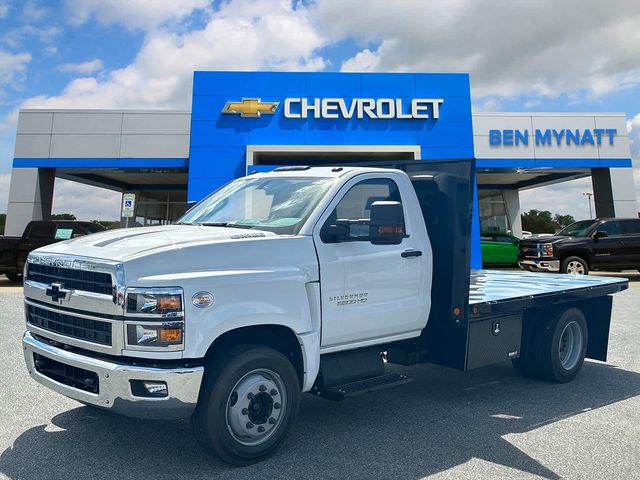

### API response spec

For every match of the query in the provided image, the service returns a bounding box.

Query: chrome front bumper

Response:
[518,259,560,272]
[23,331,204,420]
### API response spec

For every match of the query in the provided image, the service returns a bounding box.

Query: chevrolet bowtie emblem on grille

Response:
[221,98,280,118]
[45,282,73,303]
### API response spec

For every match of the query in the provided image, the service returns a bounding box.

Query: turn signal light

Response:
[159,328,183,343]
[378,226,405,235]
[158,295,182,311]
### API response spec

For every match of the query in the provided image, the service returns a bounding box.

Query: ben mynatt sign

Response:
[489,128,618,146]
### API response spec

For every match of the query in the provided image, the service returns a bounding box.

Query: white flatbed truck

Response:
[22,160,627,465]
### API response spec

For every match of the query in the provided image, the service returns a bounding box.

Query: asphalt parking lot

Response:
[0,274,639,480]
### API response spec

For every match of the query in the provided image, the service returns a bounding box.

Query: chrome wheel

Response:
[566,260,585,275]
[558,320,583,370]
[226,369,286,446]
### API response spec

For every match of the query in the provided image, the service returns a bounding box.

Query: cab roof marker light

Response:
[273,166,312,172]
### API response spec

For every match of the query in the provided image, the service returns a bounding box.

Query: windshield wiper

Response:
[199,222,254,229]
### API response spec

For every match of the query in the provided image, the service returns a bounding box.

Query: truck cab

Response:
[21,163,627,465]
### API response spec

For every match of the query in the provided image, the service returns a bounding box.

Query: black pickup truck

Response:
[519,218,640,275]
[0,220,105,282]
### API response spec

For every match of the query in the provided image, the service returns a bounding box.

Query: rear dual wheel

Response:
[191,345,300,466]
[512,307,588,383]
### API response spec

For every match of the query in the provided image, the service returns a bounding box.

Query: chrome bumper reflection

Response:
[23,331,203,420]
[518,259,560,272]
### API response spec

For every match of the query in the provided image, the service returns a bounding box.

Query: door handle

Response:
[401,249,422,258]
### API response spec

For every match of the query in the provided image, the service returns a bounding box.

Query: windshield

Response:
[556,220,598,237]
[178,176,335,234]
[82,223,106,233]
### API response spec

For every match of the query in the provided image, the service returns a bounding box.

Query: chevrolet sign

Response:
[222,98,444,120]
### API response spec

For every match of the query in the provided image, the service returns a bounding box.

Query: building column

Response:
[503,189,522,237]
[591,167,638,218]
[470,181,482,269]
[4,168,55,236]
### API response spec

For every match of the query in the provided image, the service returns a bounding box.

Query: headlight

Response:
[126,322,183,347]
[126,288,183,317]
[124,287,185,350]
[541,243,554,257]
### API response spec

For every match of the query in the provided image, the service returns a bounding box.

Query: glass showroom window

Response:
[479,192,510,233]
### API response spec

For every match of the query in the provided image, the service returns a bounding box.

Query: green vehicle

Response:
[480,231,520,266]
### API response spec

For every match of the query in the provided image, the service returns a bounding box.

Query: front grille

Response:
[520,246,540,258]
[27,304,112,346]
[33,353,99,394]
[27,263,113,295]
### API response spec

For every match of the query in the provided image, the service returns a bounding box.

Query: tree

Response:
[553,214,575,229]
[521,209,555,234]
[50,213,77,220]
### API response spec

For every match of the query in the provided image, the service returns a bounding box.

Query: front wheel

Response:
[191,345,300,466]
[561,256,589,275]
[5,271,23,283]
[534,308,588,383]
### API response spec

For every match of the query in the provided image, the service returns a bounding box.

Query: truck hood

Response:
[521,234,570,244]
[32,224,278,262]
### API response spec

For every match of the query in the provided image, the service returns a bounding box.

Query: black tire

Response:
[191,345,300,466]
[5,271,23,283]
[561,256,589,275]
[532,307,588,383]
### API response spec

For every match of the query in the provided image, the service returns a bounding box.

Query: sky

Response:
[0,0,639,221]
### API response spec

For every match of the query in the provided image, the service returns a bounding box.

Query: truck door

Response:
[313,175,429,350]
[591,221,624,268]
[621,219,640,267]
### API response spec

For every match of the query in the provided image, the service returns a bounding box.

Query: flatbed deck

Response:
[469,270,628,306]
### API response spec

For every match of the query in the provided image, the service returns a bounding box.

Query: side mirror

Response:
[369,201,406,245]
[593,230,608,240]
[323,223,350,242]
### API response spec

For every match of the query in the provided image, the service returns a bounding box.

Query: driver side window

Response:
[321,178,401,243]
[599,221,622,236]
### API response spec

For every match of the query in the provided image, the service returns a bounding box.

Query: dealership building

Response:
[5,71,637,266]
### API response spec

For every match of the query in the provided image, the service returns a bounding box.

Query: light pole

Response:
[582,192,593,219]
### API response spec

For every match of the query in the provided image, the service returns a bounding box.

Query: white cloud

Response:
[0,49,31,93]
[52,179,122,220]
[65,0,211,31]
[315,0,640,100]
[2,25,60,49]
[472,97,502,113]
[340,47,381,72]
[20,1,47,22]
[520,177,595,220]
[58,59,104,75]
[628,112,640,192]
[19,0,326,111]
